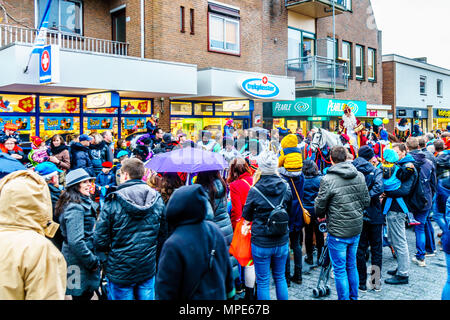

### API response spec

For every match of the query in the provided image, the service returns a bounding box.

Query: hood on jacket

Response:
[0,170,58,238]
[255,174,288,197]
[281,134,298,149]
[165,184,210,228]
[71,142,89,152]
[352,157,375,175]
[326,162,358,179]
[409,150,427,165]
[114,180,159,218]
[398,153,415,165]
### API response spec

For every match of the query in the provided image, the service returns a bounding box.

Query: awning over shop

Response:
[0,43,197,98]
[175,67,295,102]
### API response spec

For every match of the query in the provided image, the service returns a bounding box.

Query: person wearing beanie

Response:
[278,134,303,173]
[352,145,384,291]
[241,149,293,300]
[223,119,235,139]
[95,161,116,210]
[0,122,21,144]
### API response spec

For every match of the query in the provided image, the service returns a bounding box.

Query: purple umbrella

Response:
[144,147,228,173]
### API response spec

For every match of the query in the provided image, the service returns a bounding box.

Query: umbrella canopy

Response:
[145,147,228,173]
[0,153,26,179]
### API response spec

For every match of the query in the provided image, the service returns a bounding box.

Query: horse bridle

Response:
[310,128,323,151]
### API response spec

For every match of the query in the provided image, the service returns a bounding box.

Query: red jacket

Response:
[229,172,253,230]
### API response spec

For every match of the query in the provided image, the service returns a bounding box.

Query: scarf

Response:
[50,143,69,155]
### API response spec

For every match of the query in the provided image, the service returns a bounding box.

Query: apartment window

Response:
[288,28,315,61]
[345,0,352,10]
[342,41,352,77]
[355,45,364,79]
[437,79,443,97]
[368,48,376,81]
[180,6,185,33]
[327,37,337,61]
[37,0,82,34]
[208,2,240,55]
[190,9,195,34]
[420,76,427,95]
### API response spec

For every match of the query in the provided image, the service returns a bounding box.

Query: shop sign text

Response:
[240,77,280,99]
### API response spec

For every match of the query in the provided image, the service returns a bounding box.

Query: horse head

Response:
[310,128,324,152]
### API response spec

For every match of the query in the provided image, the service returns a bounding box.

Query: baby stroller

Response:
[312,223,331,298]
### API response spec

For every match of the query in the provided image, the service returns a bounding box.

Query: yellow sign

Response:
[437,109,450,118]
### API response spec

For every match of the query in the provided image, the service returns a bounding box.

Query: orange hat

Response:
[4,123,18,131]
[30,136,43,148]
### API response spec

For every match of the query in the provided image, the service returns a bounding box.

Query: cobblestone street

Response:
[271,222,447,300]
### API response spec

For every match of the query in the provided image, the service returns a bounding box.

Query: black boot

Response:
[291,267,302,284]
[285,272,291,287]
[384,275,409,285]
[304,255,314,265]
[244,286,256,300]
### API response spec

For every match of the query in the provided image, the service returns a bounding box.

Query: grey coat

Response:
[60,196,100,296]
[314,162,370,238]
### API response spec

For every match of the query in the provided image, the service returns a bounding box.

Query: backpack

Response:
[253,183,289,236]
[407,161,431,213]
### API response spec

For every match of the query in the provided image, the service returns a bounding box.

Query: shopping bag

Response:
[229,219,253,267]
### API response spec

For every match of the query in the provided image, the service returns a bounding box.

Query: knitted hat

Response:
[102,161,113,168]
[257,149,278,175]
[4,123,18,131]
[380,129,388,141]
[358,145,375,161]
[30,136,43,148]
[383,148,399,163]
[225,119,233,126]
[35,162,63,179]
[116,150,129,159]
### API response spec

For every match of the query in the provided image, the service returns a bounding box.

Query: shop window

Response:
[39,116,80,141]
[437,79,443,97]
[121,117,150,137]
[287,120,298,134]
[37,0,82,35]
[0,116,36,144]
[83,117,118,137]
[272,118,285,129]
[0,94,36,113]
[121,99,152,115]
[214,103,232,116]
[208,2,240,55]
[82,97,118,115]
[171,102,192,115]
[40,96,80,113]
[170,117,203,141]
[194,103,213,116]
[355,45,364,80]
[420,76,427,95]
[342,41,352,78]
[368,48,376,81]
[233,111,250,116]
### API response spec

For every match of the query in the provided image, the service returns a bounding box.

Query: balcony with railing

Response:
[0,24,129,56]
[285,0,347,18]
[286,55,348,94]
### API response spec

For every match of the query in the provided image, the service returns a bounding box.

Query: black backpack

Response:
[407,161,431,213]
[253,184,289,236]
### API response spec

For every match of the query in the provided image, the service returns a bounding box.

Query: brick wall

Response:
[382,60,396,131]
[316,0,383,105]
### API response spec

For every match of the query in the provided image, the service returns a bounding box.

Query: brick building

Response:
[0,0,295,143]
[266,0,390,135]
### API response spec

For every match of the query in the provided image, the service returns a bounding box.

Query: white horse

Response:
[310,127,343,152]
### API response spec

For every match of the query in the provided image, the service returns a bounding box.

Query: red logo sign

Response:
[262,76,268,84]
[18,97,34,113]
[137,101,149,113]
[41,50,50,72]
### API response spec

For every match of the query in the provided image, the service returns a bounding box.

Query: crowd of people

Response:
[0,117,449,301]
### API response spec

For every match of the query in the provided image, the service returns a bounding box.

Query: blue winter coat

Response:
[280,172,305,232]
[95,171,116,196]
[70,142,94,177]
[442,197,450,254]
[301,175,322,212]
[409,150,437,213]
[89,141,113,176]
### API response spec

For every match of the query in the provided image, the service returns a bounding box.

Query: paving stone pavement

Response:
[270,221,447,300]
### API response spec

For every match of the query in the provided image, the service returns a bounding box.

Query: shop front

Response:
[396,107,429,132]
[270,97,367,134]
[433,108,450,130]
[363,104,392,128]
[171,68,295,141]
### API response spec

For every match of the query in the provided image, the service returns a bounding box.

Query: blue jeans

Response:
[327,234,360,300]
[425,216,436,253]
[252,242,289,300]
[414,210,429,260]
[107,276,155,300]
[443,253,450,300]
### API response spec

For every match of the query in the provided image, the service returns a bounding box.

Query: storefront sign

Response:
[240,76,280,99]
[44,117,74,131]
[87,117,113,130]
[18,96,35,113]
[315,98,366,117]
[307,117,329,121]
[39,45,60,85]
[272,98,313,117]
[86,92,120,109]
[366,110,388,118]
[223,100,250,112]
[0,116,31,130]
[436,109,450,118]
[124,118,146,130]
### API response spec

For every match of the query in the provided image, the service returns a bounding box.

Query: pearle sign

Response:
[272,98,313,117]
[240,76,280,98]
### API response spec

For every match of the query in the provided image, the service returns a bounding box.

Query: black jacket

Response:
[314,162,370,238]
[48,183,63,251]
[89,141,113,176]
[94,179,165,286]
[242,174,292,248]
[70,142,94,177]
[409,150,437,213]
[156,185,234,300]
[353,157,384,224]
[301,175,322,211]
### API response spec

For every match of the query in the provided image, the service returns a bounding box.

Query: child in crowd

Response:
[114,150,129,185]
[96,161,116,210]
[379,148,420,226]
[278,133,303,175]
[29,136,49,166]
[0,123,21,144]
